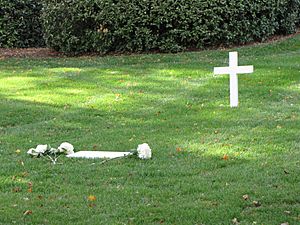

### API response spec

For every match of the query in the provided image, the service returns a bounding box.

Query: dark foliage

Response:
[0,0,45,48]
[3,0,299,52]
[42,0,300,53]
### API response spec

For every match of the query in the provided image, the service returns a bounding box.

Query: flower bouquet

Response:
[27,142,152,164]
[27,142,74,164]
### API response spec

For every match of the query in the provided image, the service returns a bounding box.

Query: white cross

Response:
[214,52,254,107]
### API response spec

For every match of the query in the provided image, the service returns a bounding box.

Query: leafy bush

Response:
[0,0,44,48]
[42,0,300,54]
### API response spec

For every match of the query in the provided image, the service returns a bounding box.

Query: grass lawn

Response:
[0,35,299,225]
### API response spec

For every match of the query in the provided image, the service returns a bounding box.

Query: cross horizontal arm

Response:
[214,66,254,75]
[214,67,231,75]
[236,66,254,74]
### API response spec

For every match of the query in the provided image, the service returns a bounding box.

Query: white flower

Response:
[137,143,152,159]
[27,148,39,156]
[35,144,48,154]
[58,142,74,155]
[27,144,48,157]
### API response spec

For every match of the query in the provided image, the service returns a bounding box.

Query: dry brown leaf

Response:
[23,210,32,216]
[222,154,229,160]
[242,194,249,200]
[12,187,21,193]
[176,147,182,152]
[253,200,261,207]
[27,182,33,193]
[88,195,96,201]
[21,172,29,177]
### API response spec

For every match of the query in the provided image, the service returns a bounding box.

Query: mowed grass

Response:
[0,35,299,225]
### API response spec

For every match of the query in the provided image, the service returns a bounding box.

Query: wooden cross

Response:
[214,52,254,107]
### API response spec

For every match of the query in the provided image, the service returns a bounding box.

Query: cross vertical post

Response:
[229,52,239,107]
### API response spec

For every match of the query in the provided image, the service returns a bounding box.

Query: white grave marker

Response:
[214,52,254,107]
[66,151,132,159]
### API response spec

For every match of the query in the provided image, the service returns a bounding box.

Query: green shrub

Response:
[0,0,44,48]
[42,0,300,54]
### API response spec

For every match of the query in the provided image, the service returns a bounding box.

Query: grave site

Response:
[0,0,300,224]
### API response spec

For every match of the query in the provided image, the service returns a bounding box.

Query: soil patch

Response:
[0,48,62,59]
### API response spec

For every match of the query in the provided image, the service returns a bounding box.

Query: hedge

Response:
[41,0,300,54]
[2,0,299,52]
[0,0,44,48]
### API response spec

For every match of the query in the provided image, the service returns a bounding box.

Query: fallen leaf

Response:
[253,200,261,207]
[232,218,239,224]
[242,194,249,200]
[21,172,29,177]
[37,195,43,200]
[28,182,33,193]
[176,147,182,152]
[23,210,32,216]
[222,154,229,160]
[115,93,121,100]
[12,187,22,193]
[88,195,96,201]
[15,149,21,154]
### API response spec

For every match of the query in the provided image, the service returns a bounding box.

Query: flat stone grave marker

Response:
[67,151,132,159]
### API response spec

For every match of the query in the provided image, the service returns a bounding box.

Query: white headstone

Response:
[214,52,254,107]
[66,151,132,159]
